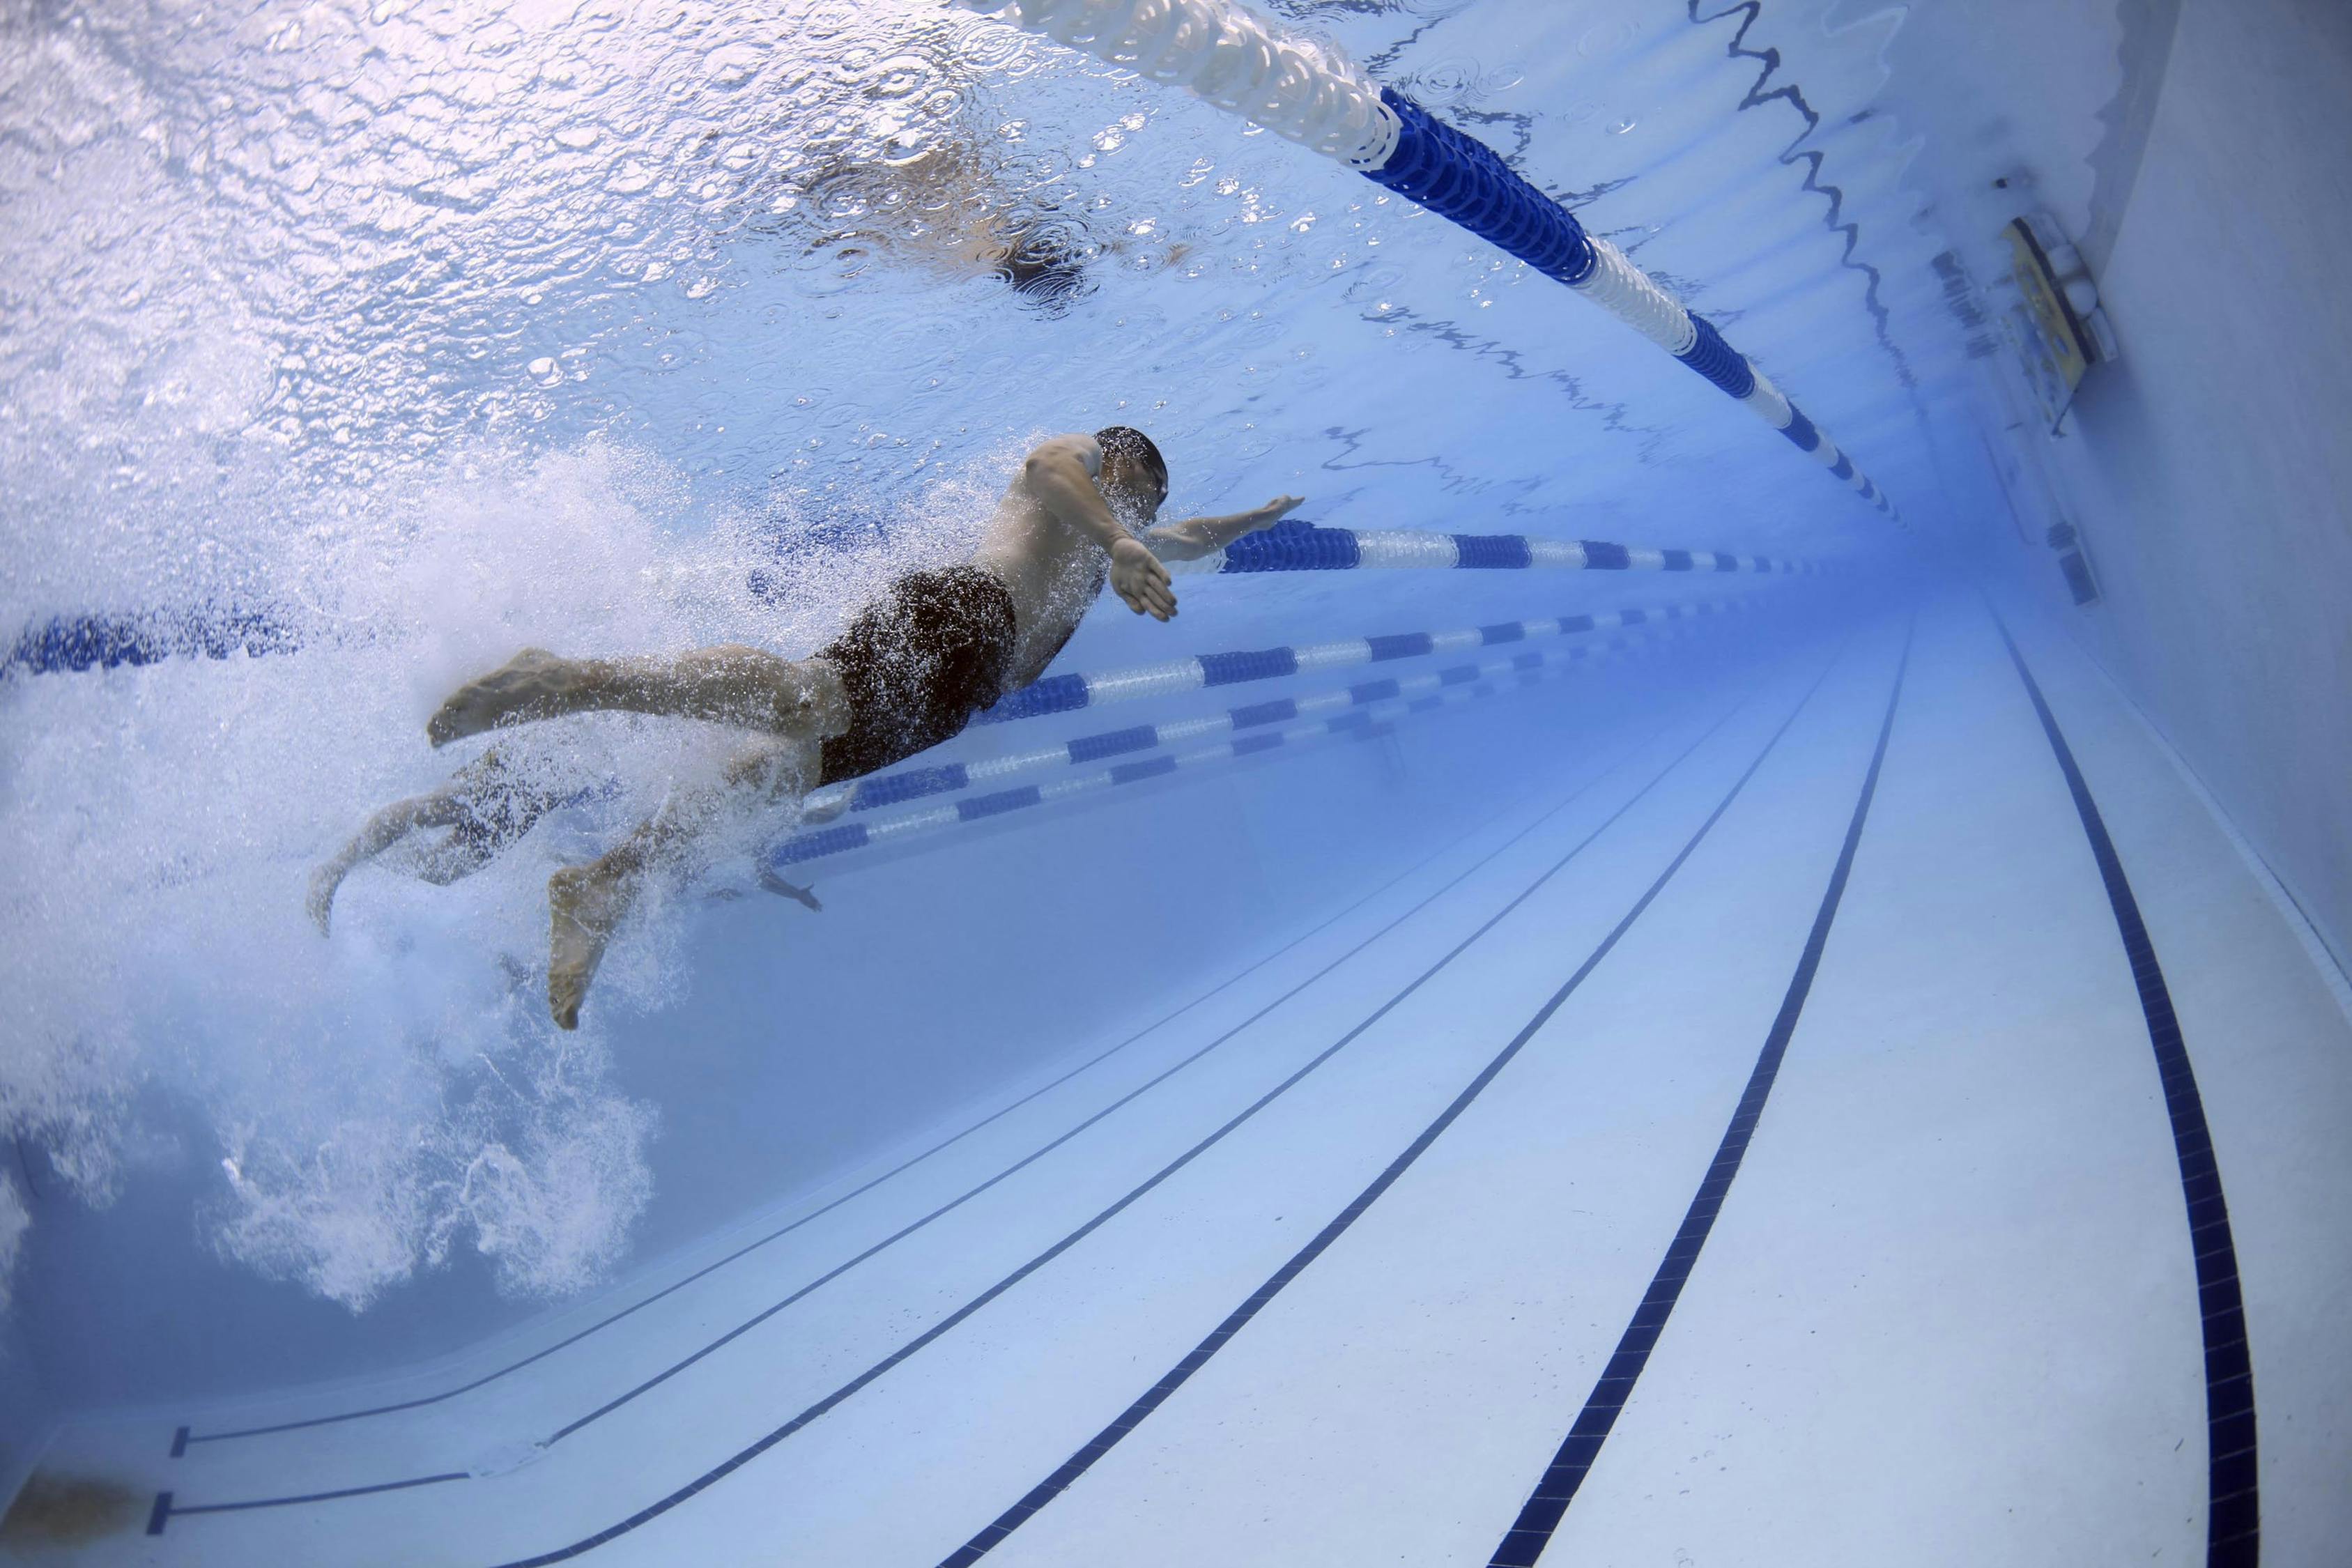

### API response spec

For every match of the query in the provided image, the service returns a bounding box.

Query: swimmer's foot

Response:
[429,648,577,748]
[306,861,346,936]
[547,860,631,1031]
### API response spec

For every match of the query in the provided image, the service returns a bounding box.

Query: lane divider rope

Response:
[969,589,1779,729]
[1164,522,1836,577]
[5,536,1817,679]
[782,627,1698,868]
[953,0,1899,519]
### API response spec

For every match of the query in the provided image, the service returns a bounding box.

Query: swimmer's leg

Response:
[547,733,818,1030]
[309,749,564,931]
[429,647,848,747]
[311,792,466,935]
[410,788,567,886]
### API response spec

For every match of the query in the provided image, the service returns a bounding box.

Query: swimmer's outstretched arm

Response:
[757,868,823,912]
[1142,494,1306,562]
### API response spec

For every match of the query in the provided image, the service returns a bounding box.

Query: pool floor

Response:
[29,597,2352,1567]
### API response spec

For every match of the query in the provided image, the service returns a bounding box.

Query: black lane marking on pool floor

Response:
[1484,621,1909,1567]
[473,667,1801,1568]
[932,636,1870,1566]
[171,736,1632,1458]
[463,661,1829,1568]
[535,718,1691,1450]
[148,1471,471,1535]
[146,678,1762,1540]
[1996,617,2260,1567]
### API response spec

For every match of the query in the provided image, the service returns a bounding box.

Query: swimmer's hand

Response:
[1110,536,1178,621]
[758,870,823,912]
[1242,494,1305,532]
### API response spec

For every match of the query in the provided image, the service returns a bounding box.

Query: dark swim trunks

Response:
[814,564,1020,786]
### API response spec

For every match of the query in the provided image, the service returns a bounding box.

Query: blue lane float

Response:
[3,607,295,678]
[803,621,1712,822]
[774,621,1691,870]
[967,590,1774,728]
[953,0,1898,520]
[1170,521,1831,577]
[10,530,1812,680]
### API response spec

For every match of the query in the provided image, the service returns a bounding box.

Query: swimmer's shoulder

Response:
[1020,431,1103,485]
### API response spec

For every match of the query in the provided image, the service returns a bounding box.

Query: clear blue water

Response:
[13,0,2337,1559]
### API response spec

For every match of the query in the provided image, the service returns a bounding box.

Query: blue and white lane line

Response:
[796,622,1713,828]
[1164,522,1833,577]
[781,647,1594,872]
[953,0,1898,520]
[968,591,1773,729]
[0,535,1806,679]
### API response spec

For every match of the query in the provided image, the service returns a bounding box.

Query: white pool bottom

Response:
[28,597,2352,1568]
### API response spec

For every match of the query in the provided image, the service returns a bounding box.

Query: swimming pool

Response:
[4,0,2348,1562]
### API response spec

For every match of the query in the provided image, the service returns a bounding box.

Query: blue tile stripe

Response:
[1486,626,1911,1566]
[931,640,1857,1568]
[1993,616,2261,1567]
[146,1470,473,1535]
[968,592,1772,731]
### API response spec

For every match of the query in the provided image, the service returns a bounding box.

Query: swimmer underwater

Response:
[312,428,1303,1029]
